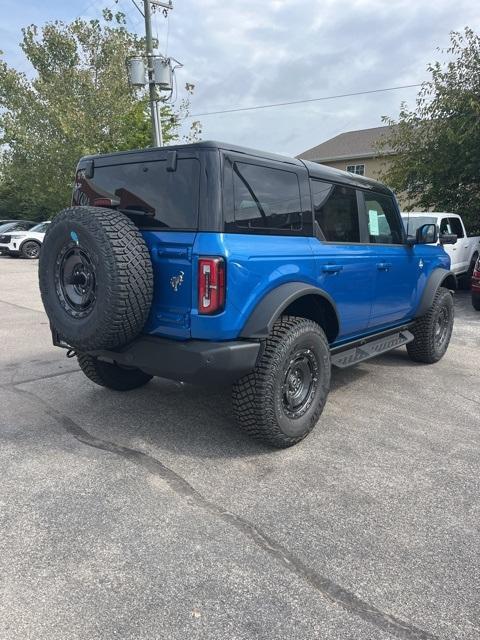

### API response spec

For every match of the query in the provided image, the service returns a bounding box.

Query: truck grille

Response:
[0,235,11,243]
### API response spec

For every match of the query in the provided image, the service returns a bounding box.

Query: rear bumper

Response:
[75,336,261,385]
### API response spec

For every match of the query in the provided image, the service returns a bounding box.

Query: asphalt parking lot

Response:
[0,256,479,640]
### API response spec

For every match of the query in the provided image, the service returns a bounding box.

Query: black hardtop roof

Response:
[302,159,392,195]
[81,140,392,195]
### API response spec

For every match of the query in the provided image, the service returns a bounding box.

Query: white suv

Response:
[0,221,50,259]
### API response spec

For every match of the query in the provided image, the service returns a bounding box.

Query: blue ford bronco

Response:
[39,141,456,447]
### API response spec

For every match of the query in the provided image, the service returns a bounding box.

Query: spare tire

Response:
[39,206,153,351]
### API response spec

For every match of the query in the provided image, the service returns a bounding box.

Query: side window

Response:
[346,164,365,176]
[311,180,360,243]
[227,162,302,232]
[448,217,464,238]
[440,218,451,235]
[362,193,403,244]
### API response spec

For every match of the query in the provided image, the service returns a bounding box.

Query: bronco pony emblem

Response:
[170,271,185,292]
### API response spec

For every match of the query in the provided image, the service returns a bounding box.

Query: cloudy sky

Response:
[1,0,479,155]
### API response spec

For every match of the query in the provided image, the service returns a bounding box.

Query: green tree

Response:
[0,9,196,220]
[380,27,480,234]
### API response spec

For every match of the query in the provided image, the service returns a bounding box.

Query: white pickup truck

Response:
[402,212,480,284]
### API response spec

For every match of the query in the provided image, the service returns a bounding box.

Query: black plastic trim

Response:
[330,322,415,354]
[76,336,260,385]
[240,282,340,339]
[415,268,457,318]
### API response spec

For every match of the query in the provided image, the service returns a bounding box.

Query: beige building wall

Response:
[320,155,411,209]
[321,155,391,181]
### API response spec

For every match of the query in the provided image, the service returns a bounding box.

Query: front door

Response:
[358,191,421,328]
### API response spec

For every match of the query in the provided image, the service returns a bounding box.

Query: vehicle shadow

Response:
[64,358,373,461]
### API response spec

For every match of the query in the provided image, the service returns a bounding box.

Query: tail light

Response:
[198,257,225,314]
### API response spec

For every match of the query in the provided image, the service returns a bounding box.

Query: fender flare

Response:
[240,282,340,339]
[415,268,457,318]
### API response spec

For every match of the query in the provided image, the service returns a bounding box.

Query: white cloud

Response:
[168,0,480,154]
[2,0,479,156]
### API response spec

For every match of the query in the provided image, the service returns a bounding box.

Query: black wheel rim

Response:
[54,242,97,318]
[434,305,450,348]
[23,242,39,258]
[282,348,319,419]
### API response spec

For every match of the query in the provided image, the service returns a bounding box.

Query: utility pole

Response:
[127,1,174,147]
[143,0,162,146]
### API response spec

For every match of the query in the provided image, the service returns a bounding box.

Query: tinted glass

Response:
[31,223,49,233]
[363,193,403,244]
[448,217,464,238]
[0,221,34,232]
[228,162,302,231]
[312,180,360,243]
[90,158,200,229]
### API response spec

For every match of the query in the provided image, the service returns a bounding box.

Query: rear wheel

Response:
[232,317,331,448]
[21,240,41,259]
[77,353,152,391]
[406,287,454,363]
[472,293,480,311]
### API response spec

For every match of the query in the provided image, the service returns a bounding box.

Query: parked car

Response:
[402,212,480,287]
[0,220,36,235]
[471,255,480,310]
[0,219,35,226]
[0,221,50,259]
[39,141,456,448]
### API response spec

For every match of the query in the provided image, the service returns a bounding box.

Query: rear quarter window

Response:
[224,161,304,234]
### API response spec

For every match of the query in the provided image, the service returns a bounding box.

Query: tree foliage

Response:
[0,10,197,220]
[380,28,480,234]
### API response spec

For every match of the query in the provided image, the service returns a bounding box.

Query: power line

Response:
[188,83,424,118]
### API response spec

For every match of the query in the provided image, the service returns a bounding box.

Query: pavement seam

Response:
[0,368,80,388]
[0,299,46,314]
[9,383,438,640]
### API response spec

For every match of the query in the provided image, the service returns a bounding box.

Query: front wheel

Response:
[232,317,331,448]
[77,353,153,391]
[407,287,454,363]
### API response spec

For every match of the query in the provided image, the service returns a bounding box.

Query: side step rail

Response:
[331,330,414,369]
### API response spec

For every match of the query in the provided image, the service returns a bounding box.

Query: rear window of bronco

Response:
[78,158,200,230]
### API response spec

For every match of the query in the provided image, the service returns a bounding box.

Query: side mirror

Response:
[414,223,438,245]
[439,233,457,245]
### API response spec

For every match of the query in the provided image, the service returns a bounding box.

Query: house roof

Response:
[296,125,395,163]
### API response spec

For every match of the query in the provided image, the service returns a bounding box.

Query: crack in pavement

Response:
[0,299,46,314]
[0,368,80,388]
[455,391,480,407]
[11,384,438,640]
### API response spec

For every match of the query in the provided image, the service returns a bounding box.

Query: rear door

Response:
[310,180,376,339]
[77,151,201,338]
[440,216,468,274]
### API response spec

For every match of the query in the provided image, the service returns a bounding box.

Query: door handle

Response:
[322,264,343,274]
[376,262,392,271]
